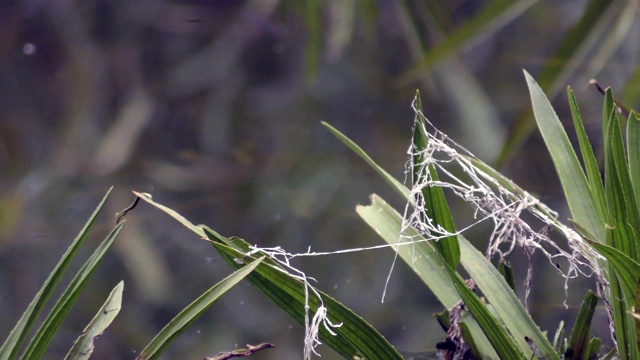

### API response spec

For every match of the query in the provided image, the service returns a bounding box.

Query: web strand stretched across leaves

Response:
[401,96,604,308]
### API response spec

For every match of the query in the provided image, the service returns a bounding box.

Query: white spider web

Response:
[242,95,612,358]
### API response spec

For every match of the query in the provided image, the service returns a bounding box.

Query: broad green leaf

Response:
[356,195,458,307]
[0,187,113,360]
[137,258,264,360]
[441,255,526,360]
[356,195,499,359]
[22,222,125,360]
[412,90,460,268]
[357,195,561,359]
[525,70,603,242]
[321,122,410,201]
[567,290,598,360]
[567,87,607,222]
[65,281,124,360]
[202,227,404,360]
[398,0,537,84]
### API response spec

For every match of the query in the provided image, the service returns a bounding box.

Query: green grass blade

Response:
[586,241,640,302]
[358,192,559,358]
[567,87,607,222]
[441,257,526,360]
[412,91,460,268]
[567,290,599,360]
[133,191,205,237]
[356,194,459,307]
[202,227,404,360]
[0,187,113,360]
[603,94,640,260]
[321,121,410,201]
[629,112,640,216]
[65,281,124,360]
[21,223,125,360]
[398,0,537,84]
[459,236,559,359]
[137,258,264,360]
[524,70,604,242]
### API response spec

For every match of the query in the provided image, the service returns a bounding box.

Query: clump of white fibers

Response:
[403,94,609,320]
[244,246,342,360]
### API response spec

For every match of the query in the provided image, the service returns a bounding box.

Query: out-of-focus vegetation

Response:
[0,1,638,358]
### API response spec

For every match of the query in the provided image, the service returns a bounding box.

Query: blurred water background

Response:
[1,1,639,359]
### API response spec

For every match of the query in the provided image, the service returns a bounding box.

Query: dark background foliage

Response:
[0,0,638,358]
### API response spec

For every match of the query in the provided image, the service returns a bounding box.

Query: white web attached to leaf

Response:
[401,97,606,309]
[242,95,611,358]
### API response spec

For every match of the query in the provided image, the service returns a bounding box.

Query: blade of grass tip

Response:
[202,227,404,360]
[0,187,114,360]
[567,87,607,222]
[137,258,264,360]
[21,223,125,360]
[321,122,410,201]
[567,290,599,360]
[524,70,604,242]
[587,337,602,359]
[132,191,205,238]
[413,90,460,268]
[65,281,124,360]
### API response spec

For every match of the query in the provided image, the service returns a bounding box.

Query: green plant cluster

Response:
[3,72,639,359]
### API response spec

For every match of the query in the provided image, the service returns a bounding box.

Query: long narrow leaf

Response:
[65,281,124,360]
[567,87,607,222]
[320,122,410,201]
[412,91,460,268]
[357,194,562,358]
[137,258,264,360]
[0,187,113,360]
[441,257,525,359]
[21,222,125,359]
[459,235,559,359]
[134,192,403,360]
[524,70,603,242]
[202,228,404,360]
[567,290,599,360]
[629,112,640,214]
